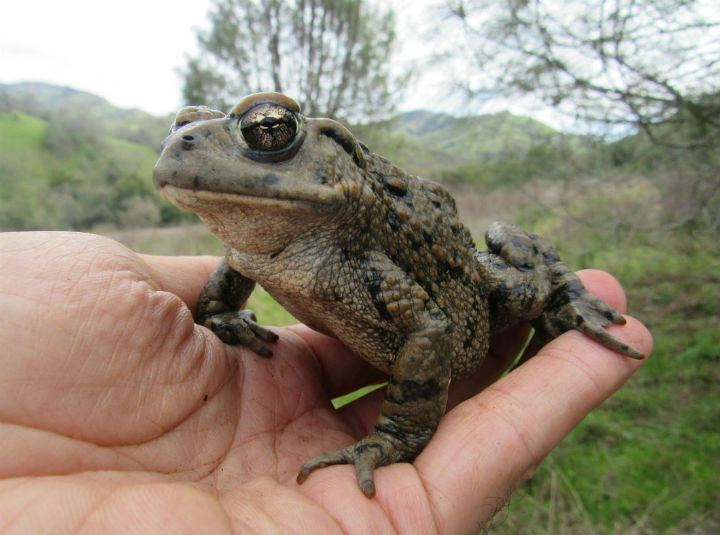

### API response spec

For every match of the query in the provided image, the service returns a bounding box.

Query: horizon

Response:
[4,80,604,140]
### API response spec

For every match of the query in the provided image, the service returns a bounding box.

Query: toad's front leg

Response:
[197,257,278,357]
[297,327,452,497]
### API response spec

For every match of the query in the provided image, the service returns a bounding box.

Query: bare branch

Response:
[445,0,720,147]
[181,0,402,120]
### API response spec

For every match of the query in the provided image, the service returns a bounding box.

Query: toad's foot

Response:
[297,430,414,497]
[203,309,278,357]
[532,279,644,360]
[195,258,277,356]
[480,222,644,360]
[297,331,450,497]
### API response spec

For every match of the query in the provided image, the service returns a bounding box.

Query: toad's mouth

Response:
[158,183,339,214]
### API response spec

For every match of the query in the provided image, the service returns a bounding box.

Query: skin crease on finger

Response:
[0,233,651,533]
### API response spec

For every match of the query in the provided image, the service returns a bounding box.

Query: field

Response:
[104,177,720,534]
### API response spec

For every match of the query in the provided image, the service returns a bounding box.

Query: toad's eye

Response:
[240,104,298,151]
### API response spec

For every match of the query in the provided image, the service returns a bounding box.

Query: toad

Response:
[153,92,643,497]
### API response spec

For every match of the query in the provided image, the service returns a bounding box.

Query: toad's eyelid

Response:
[229,92,301,117]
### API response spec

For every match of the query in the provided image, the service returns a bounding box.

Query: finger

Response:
[414,314,652,533]
[577,269,628,313]
[138,254,221,311]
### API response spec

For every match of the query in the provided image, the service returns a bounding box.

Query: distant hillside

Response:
[396,109,555,156]
[1,82,109,110]
[0,82,172,149]
[0,83,195,231]
[351,108,581,180]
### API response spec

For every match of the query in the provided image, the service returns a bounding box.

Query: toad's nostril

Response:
[181,135,195,150]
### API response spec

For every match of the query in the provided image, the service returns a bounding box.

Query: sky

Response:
[2,0,569,127]
[3,1,214,116]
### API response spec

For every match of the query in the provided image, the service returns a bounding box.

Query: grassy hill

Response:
[0,110,46,150]
[0,83,196,230]
[1,82,171,147]
[396,109,554,155]
[351,108,570,180]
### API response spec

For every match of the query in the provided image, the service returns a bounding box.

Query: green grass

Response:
[0,113,56,184]
[245,285,298,327]
[0,112,46,150]
[332,382,387,409]
[0,110,183,231]
[489,340,720,532]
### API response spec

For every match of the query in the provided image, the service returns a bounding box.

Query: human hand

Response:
[0,231,651,532]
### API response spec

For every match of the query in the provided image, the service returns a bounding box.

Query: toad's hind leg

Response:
[297,328,452,497]
[477,221,644,360]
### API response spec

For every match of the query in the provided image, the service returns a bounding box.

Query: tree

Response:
[181,0,401,121]
[445,0,720,147]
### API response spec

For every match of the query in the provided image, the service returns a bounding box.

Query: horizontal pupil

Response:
[240,106,297,153]
[259,117,292,127]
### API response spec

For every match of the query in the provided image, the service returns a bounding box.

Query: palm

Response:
[0,232,650,532]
